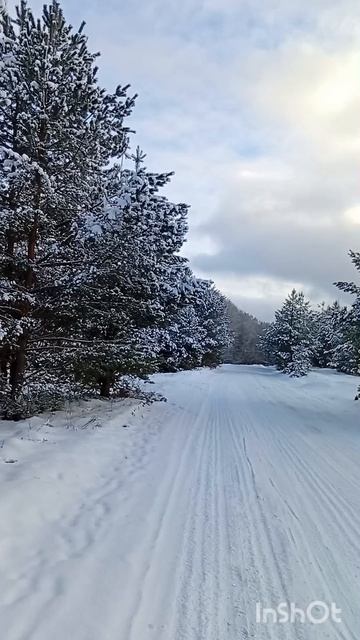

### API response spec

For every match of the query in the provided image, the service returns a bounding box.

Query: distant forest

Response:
[224,301,268,365]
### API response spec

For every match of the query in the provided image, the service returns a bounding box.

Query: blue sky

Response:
[8,0,360,319]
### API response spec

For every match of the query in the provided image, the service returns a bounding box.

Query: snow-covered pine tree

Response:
[313,301,349,369]
[0,1,135,416]
[195,282,231,367]
[157,303,205,372]
[158,281,230,371]
[332,333,359,376]
[0,2,235,416]
[262,289,314,377]
[334,251,360,377]
[71,148,194,397]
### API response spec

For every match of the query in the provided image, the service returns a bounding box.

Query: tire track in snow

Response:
[172,387,235,640]
[226,405,298,640]
[246,372,360,640]
[216,375,293,639]
[268,430,359,640]
[219,402,261,639]
[125,386,214,640]
[171,411,211,638]
[172,395,221,639]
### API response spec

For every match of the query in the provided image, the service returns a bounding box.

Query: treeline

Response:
[261,251,360,384]
[0,2,230,419]
[224,300,268,364]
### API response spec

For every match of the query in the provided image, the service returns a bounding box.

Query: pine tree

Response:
[158,304,204,372]
[0,1,233,417]
[158,282,230,371]
[334,251,360,376]
[313,301,349,369]
[0,1,135,416]
[71,148,194,397]
[195,282,230,367]
[262,289,313,377]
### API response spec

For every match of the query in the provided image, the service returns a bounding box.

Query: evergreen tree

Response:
[158,282,230,371]
[195,282,230,368]
[70,148,194,397]
[0,1,232,417]
[158,304,204,372]
[335,251,360,376]
[313,301,349,369]
[262,289,313,377]
[0,1,135,415]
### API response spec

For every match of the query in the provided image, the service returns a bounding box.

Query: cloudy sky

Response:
[9,0,360,319]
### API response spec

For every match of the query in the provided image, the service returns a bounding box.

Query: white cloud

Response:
[193,31,360,318]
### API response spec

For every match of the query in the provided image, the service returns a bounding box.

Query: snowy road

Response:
[1,365,360,639]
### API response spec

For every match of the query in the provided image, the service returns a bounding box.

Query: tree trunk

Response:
[0,345,10,382]
[26,173,40,289]
[6,230,15,256]
[9,339,26,399]
[99,375,112,398]
[26,221,37,288]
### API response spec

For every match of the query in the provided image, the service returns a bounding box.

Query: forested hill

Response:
[224,300,269,365]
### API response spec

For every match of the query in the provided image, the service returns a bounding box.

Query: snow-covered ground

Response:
[1,365,360,640]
